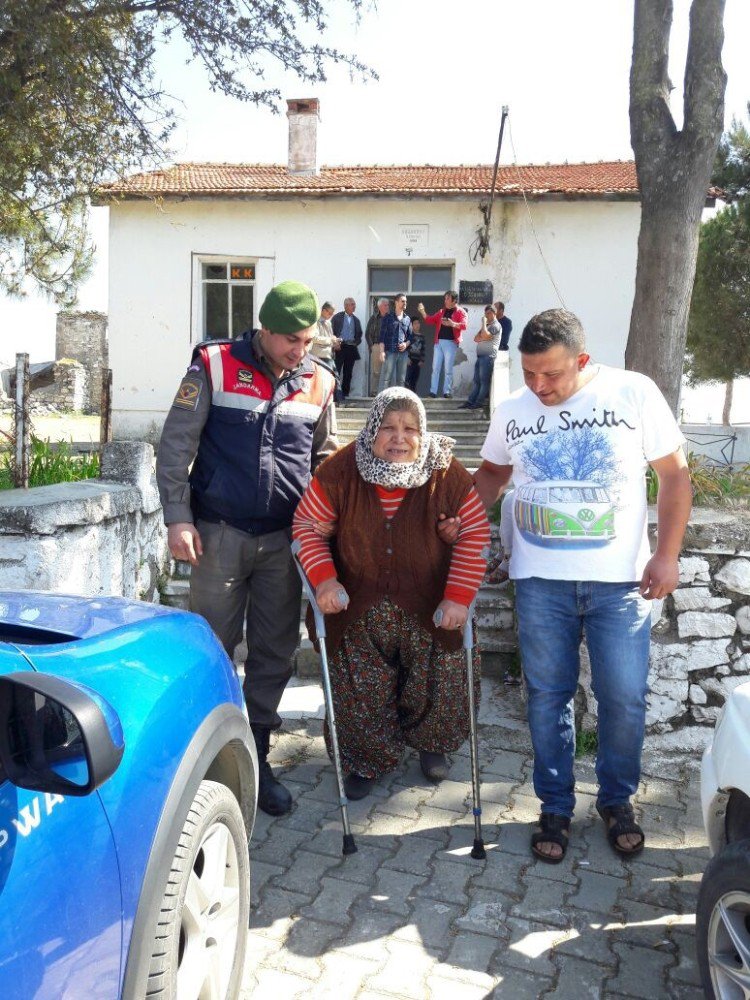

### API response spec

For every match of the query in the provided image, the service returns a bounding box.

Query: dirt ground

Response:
[0,413,101,443]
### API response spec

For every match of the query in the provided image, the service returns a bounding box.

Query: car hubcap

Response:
[708,890,750,998]
[176,820,241,1000]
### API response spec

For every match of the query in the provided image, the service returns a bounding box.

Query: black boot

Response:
[252,725,292,816]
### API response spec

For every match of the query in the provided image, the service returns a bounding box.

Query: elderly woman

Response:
[293,387,490,799]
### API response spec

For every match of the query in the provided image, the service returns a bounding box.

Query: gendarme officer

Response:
[156,281,338,815]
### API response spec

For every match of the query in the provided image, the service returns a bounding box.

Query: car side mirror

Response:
[0,672,124,796]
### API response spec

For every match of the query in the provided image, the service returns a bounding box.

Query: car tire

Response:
[696,837,750,998]
[146,779,250,999]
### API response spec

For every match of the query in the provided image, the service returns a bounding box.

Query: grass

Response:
[575,729,599,758]
[0,435,99,489]
[647,452,750,505]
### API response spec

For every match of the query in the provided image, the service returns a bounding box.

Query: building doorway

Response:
[367,264,453,397]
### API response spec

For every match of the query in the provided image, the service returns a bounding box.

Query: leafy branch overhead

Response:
[0,0,374,304]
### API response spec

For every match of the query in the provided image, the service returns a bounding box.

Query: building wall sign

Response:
[398,224,429,256]
[459,279,494,306]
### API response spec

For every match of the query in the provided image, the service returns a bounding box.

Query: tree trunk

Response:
[722,378,733,424]
[626,0,727,414]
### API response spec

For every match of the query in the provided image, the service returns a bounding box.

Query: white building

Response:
[100,98,641,439]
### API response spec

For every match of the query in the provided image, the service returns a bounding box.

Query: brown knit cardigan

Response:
[307,442,473,656]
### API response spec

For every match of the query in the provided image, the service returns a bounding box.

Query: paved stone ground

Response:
[240,678,709,999]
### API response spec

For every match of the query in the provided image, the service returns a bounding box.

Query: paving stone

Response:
[299,876,365,925]
[251,886,311,939]
[271,848,340,895]
[247,968,316,997]
[490,917,563,978]
[440,821,499,863]
[307,952,383,1000]
[366,809,423,836]
[551,920,617,967]
[427,778,474,812]
[382,835,444,876]
[546,954,614,996]
[410,805,471,839]
[497,820,536,857]
[373,784,435,818]
[335,910,412,956]
[237,710,706,996]
[414,857,475,905]
[394,898,464,954]
[606,941,676,998]
[482,749,528,779]
[512,873,576,927]
[568,869,624,917]
[455,887,516,938]
[486,968,554,998]
[263,918,341,979]
[250,859,284,906]
[444,930,499,977]
[250,826,311,867]
[426,975,496,999]
[364,868,427,916]
[668,929,702,988]
[284,796,339,833]
[366,939,441,997]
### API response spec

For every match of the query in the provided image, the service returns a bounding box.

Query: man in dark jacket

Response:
[156,281,338,816]
[331,297,363,398]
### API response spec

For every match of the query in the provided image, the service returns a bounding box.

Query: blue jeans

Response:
[467,355,493,406]
[430,339,458,395]
[514,578,652,817]
[379,350,408,390]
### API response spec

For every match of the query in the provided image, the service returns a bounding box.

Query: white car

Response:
[698,678,750,997]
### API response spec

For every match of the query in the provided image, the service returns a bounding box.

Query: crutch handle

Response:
[462,598,476,650]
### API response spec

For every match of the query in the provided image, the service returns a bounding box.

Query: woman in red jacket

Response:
[418,290,468,398]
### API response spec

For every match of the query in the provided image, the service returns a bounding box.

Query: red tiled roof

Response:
[99,161,639,200]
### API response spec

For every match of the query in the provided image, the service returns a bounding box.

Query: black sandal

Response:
[531,813,571,864]
[597,802,645,856]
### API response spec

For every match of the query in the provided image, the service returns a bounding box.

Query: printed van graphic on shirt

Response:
[515,426,619,548]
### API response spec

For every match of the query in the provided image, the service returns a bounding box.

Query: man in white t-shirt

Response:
[474,309,692,864]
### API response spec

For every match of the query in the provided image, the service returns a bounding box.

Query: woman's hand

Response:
[433,599,468,632]
[316,578,350,614]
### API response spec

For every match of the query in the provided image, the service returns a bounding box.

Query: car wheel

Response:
[147,779,250,999]
[697,838,750,999]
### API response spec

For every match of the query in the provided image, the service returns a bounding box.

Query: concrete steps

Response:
[336,396,490,471]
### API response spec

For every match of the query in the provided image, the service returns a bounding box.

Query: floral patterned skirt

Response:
[324,598,481,778]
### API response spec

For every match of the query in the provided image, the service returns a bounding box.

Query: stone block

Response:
[716,558,750,596]
[732,653,750,674]
[672,587,731,612]
[100,441,154,489]
[689,684,707,705]
[691,705,722,724]
[699,674,750,703]
[677,612,737,639]
[736,606,750,634]
[679,556,711,584]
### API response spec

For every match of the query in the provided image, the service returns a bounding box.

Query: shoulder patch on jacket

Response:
[172,377,202,410]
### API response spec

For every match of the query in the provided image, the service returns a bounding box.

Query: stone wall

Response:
[31,359,88,412]
[55,311,108,414]
[0,442,168,600]
[574,508,750,738]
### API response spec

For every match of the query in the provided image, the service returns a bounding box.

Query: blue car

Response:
[0,592,257,1000]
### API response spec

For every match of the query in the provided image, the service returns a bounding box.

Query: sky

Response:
[3,0,750,418]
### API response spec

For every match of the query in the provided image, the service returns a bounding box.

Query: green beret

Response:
[259,281,319,334]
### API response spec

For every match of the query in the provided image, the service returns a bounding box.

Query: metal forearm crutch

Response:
[290,540,357,856]
[433,599,485,859]
[463,598,486,859]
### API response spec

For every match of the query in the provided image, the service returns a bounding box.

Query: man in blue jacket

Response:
[156,282,338,816]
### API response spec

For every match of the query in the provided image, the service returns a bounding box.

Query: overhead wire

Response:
[506,116,568,310]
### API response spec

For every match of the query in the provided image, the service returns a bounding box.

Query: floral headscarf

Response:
[354,387,455,489]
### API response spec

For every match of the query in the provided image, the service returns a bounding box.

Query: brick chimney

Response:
[286,98,320,175]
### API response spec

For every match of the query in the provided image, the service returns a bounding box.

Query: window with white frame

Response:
[200,261,256,340]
